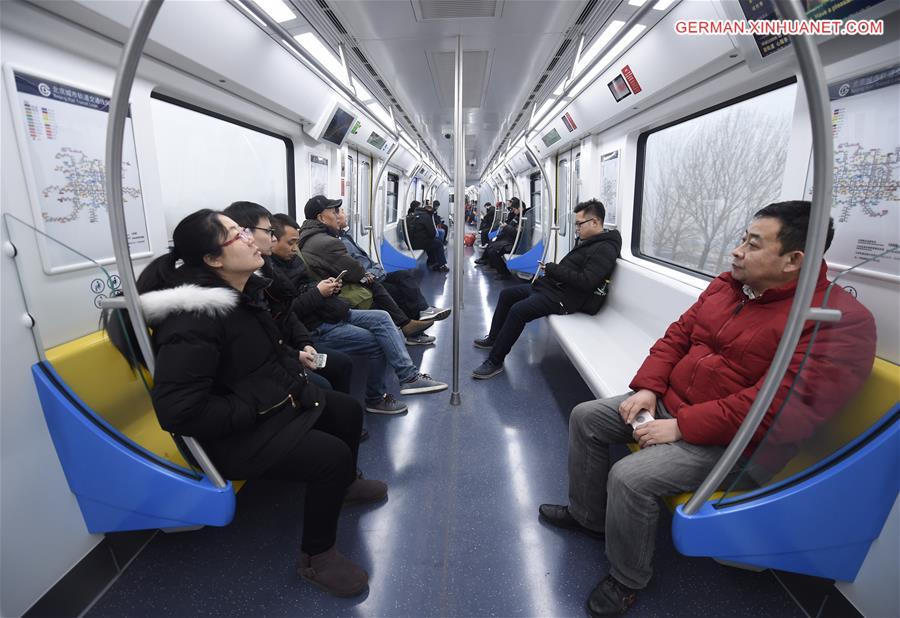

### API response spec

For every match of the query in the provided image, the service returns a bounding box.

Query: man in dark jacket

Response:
[478,201,496,246]
[474,197,522,280]
[538,201,876,617]
[472,199,621,379]
[406,200,449,271]
[297,195,433,339]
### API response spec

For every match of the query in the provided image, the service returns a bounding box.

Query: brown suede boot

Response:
[401,319,433,337]
[297,546,368,597]
[343,476,388,506]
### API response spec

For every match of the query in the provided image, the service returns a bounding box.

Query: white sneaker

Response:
[399,373,448,395]
[419,306,451,321]
[405,333,436,346]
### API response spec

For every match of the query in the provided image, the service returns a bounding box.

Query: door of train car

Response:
[346,148,373,247]
[555,145,581,257]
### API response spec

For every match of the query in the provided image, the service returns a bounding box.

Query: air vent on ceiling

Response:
[413,0,504,21]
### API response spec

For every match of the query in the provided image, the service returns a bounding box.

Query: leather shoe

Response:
[587,575,638,616]
[538,504,604,539]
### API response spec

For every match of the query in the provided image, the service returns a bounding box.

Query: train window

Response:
[359,159,371,235]
[309,154,328,197]
[635,81,797,276]
[530,172,542,225]
[386,172,399,224]
[149,93,294,235]
[557,158,569,237]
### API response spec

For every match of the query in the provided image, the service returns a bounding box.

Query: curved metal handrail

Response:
[401,162,423,251]
[369,142,399,260]
[105,0,226,488]
[504,165,526,260]
[683,0,834,514]
[526,143,556,284]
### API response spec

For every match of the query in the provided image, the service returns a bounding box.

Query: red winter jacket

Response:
[630,262,876,465]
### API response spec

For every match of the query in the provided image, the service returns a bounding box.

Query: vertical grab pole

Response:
[450,34,464,406]
[402,163,423,251]
[525,143,556,284]
[105,0,226,488]
[369,143,399,263]
[683,0,834,514]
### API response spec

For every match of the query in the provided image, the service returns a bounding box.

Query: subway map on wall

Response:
[805,66,900,280]
[9,70,150,273]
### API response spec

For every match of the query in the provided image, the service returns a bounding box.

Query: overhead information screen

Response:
[541,128,561,148]
[366,131,386,150]
[321,107,355,146]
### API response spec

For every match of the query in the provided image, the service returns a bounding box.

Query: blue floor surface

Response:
[87,237,802,617]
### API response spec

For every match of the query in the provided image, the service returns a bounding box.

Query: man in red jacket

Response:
[538,201,876,616]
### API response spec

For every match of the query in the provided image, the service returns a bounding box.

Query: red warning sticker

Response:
[621,65,642,94]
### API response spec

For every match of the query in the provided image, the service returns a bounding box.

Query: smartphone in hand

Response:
[313,353,327,369]
[335,270,348,282]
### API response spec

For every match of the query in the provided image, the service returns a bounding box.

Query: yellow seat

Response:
[45,331,245,493]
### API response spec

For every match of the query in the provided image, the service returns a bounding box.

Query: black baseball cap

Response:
[304,195,343,219]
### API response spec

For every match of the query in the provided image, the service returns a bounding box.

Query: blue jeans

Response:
[312,309,418,402]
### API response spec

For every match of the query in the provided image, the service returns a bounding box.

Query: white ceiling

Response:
[326,0,588,181]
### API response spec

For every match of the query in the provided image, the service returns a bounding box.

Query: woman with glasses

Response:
[107,209,383,598]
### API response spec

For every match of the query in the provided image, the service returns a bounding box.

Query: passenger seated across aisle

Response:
[297,195,435,340]
[268,211,448,415]
[406,199,449,271]
[473,199,621,379]
[105,209,386,598]
[474,197,523,280]
[478,201,496,246]
[330,209,451,344]
[539,201,877,617]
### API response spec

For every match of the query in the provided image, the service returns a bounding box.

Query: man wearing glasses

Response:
[472,199,621,379]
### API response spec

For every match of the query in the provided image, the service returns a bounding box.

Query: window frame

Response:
[150,92,296,218]
[386,172,399,224]
[631,77,797,280]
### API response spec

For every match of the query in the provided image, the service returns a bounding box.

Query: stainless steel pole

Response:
[683,0,834,514]
[525,143,556,283]
[105,0,226,488]
[369,143,399,261]
[450,34,464,406]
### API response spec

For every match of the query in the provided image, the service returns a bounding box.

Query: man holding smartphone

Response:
[472,199,621,379]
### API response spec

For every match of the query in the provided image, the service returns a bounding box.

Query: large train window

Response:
[358,158,371,236]
[635,80,797,276]
[530,172,542,225]
[149,93,294,233]
[346,154,355,231]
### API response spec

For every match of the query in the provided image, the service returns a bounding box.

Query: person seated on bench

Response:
[478,201,496,247]
[108,209,387,598]
[474,197,523,280]
[297,195,435,341]
[223,201,355,397]
[431,200,449,245]
[268,213,449,415]
[472,199,621,379]
[538,201,876,617]
[406,200,449,272]
[328,209,451,341]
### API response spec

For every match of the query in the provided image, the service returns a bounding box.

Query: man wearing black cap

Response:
[298,195,434,339]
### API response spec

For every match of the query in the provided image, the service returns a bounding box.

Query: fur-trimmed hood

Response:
[140,284,239,324]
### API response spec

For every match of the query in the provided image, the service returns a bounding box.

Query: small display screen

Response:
[608,75,632,102]
[541,128,561,148]
[321,107,355,146]
[366,131,386,149]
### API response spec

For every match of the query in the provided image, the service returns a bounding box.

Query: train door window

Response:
[346,154,355,233]
[530,172,542,226]
[386,172,399,224]
[309,154,329,197]
[358,158,371,236]
[636,81,797,276]
[557,157,569,238]
[149,93,294,235]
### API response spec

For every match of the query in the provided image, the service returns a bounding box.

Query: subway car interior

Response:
[1,0,898,616]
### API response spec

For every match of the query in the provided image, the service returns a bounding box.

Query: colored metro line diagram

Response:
[832,142,900,223]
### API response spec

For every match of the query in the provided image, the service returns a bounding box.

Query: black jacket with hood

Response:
[143,273,324,479]
[534,229,622,315]
[405,207,439,249]
[268,252,351,330]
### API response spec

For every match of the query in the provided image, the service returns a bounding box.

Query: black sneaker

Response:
[587,575,638,617]
[472,359,503,379]
[538,504,604,540]
[473,336,494,349]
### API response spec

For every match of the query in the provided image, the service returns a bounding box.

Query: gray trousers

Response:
[567,393,726,590]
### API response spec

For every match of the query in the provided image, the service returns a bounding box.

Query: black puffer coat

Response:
[534,229,622,315]
[143,275,324,479]
[406,207,438,249]
[269,253,351,330]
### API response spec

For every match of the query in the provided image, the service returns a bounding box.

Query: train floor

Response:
[87,235,812,617]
